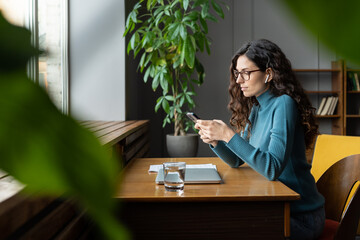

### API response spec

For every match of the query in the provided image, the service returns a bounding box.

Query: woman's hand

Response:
[198,133,218,147]
[195,120,218,147]
[195,119,235,145]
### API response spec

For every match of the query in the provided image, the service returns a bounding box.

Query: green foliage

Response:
[0,16,38,71]
[281,0,360,66]
[0,13,129,240]
[124,0,227,135]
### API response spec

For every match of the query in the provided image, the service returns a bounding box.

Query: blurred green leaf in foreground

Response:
[0,12,128,240]
[281,0,360,66]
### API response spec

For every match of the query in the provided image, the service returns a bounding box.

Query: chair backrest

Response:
[316,154,360,221]
[341,181,360,219]
[335,181,360,240]
[311,134,360,182]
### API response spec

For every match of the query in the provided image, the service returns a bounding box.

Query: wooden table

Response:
[116,157,300,240]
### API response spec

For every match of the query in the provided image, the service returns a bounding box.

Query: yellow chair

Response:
[311,134,360,237]
[316,154,360,239]
[315,154,360,222]
[318,180,360,240]
[311,134,360,182]
[342,181,360,219]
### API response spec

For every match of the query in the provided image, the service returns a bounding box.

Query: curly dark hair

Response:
[228,39,319,149]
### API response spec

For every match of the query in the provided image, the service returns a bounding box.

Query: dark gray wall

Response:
[194,0,235,157]
[125,2,170,157]
[125,0,338,157]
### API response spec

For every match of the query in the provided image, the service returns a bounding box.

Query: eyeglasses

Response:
[233,69,261,81]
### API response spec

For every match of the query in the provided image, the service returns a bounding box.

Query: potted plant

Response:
[124,0,227,157]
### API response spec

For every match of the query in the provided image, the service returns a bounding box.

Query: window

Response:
[0,0,69,114]
[37,0,68,113]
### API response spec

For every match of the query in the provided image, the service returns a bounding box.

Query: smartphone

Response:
[186,112,201,122]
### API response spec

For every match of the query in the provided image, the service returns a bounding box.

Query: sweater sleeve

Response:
[210,141,244,168]
[225,96,297,180]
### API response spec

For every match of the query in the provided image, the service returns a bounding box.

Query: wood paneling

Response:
[120,201,285,240]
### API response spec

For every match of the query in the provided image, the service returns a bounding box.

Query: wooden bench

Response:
[0,120,149,240]
[80,120,150,166]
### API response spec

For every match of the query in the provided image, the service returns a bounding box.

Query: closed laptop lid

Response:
[156,168,222,184]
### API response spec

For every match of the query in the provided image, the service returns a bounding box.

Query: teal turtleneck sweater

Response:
[211,90,324,214]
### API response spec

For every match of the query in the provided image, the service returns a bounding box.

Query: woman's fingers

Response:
[194,122,202,130]
[213,119,224,125]
[200,136,213,144]
[199,130,211,141]
[196,120,215,132]
[199,130,208,138]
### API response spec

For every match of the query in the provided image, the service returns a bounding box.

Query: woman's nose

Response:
[236,75,244,84]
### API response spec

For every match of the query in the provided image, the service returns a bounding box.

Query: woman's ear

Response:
[265,68,274,83]
[265,74,270,83]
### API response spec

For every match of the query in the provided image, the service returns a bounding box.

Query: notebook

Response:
[155,168,222,184]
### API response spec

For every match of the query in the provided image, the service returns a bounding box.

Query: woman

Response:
[195,39,325,240]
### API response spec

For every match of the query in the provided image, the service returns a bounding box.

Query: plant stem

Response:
[173,69,179,136]
[173,69,185,136]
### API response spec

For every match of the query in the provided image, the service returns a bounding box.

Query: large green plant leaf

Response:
[281,0,360,65]
[211,0,224,19]
[0,16,38,71]
[184,36,195,68]
[0,13,128,240]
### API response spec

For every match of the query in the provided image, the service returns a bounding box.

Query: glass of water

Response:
[163,162,186,192]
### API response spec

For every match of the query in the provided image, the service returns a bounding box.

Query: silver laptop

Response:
[156,168,222,184]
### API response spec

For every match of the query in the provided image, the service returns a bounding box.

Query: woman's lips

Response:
[241,87,247,91]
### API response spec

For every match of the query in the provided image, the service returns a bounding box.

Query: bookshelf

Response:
[294,60,360,161]
[294,61,344,162]
[294,60,344,136]
[344,62,360,136]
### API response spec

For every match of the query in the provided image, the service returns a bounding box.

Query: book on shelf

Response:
[320,97,332,115]
[319,96,338,116]
[354,73,360,91]
[348,72,353,90]
[328,96,338,115]
[348,72,360,91]
[316,97,327,115]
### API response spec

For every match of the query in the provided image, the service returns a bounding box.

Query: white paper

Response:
[148,164,217,173]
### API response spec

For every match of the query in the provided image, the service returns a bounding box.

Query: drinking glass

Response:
[163,162,186,192]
